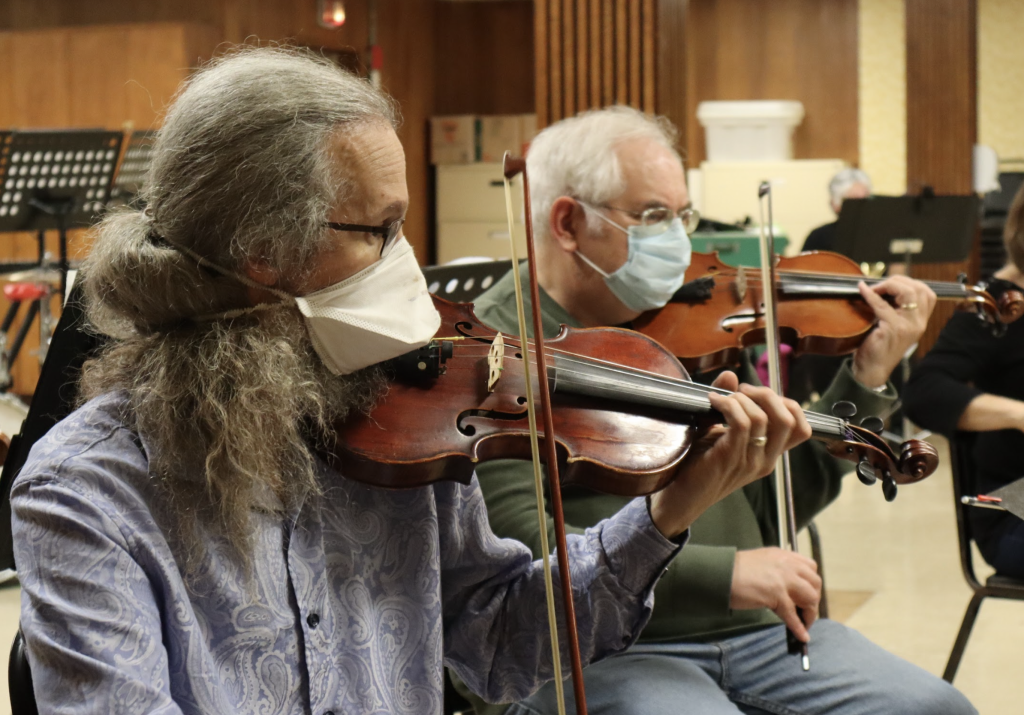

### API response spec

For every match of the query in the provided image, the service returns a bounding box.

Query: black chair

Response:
[9,629,37,715]
[942,433,1024,682]
[1,283,98,714]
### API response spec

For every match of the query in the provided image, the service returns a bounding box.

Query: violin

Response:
[330,294,939,499]
[633,250,1024,373]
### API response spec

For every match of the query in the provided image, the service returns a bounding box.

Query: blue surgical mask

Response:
[575,206,692,312]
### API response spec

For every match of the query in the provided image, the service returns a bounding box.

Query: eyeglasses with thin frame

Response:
[598,204,701,234]
[325,217,406,257]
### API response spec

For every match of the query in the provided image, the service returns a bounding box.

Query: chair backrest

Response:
[9,629,38,715]
[0,282,100,571]
[950,432,983,591]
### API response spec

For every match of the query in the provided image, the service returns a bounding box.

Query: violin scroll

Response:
[899,439,941,482]
[825,423,938,502]
[995,285,1024,323]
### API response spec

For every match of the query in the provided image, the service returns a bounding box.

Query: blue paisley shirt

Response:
[12,393,682,715]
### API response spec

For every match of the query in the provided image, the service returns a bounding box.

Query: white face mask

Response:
[158,234,441,375]
[294,238,441,374]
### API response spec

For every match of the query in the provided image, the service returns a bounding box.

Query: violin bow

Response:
[756,182,811,672]
[502,152,588,715]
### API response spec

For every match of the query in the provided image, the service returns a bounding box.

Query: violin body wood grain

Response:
[331,296,695,495]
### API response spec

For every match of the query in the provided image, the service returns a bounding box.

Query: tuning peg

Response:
[882,475,898,502]
[859,416,884,435]
[831,401,857,419]
[856,460,877,486]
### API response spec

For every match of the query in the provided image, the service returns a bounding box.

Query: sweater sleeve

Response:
[735,355,899,541]
[904,312,995,437]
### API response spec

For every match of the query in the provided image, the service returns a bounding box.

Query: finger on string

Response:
[707,392,752,437]
[782,397,812,449]
[729,390,768,446]
[711,370,739,392]
[858,280,899,321]
[738,385,792,456]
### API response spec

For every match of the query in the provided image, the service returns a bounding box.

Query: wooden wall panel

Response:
[0,0,367,53]
[376,0,434,266]
[905,0,978,357]
[432,0,534,116]
[679,0,858,166]
[536,0,657,127]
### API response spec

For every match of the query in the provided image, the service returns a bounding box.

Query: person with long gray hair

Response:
[10,48,810,714]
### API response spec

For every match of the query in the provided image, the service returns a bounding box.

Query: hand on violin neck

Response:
[730,547,822,643]
[647,373,812,539]
[852,277,937,389]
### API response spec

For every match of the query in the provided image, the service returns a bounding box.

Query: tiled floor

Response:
[0,435,1018,714]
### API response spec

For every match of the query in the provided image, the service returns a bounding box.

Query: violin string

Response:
[445,340,849,434]
[443,348,877,456]
[443,334,854,434]
[693,269,970,297]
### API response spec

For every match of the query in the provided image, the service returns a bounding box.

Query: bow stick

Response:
[757,182,810,672]
[502,152,587,715]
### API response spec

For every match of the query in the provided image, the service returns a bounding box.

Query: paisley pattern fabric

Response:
[12,393,680,715]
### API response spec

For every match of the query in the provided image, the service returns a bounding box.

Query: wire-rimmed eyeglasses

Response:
[325,217,406,257]
[600,204,701,234]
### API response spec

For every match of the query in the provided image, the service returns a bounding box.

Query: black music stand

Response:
[832,194,980,271]
[833,193,980,439]
[0,130,123,298]
[422,259,517,303]
[108,129,156,208]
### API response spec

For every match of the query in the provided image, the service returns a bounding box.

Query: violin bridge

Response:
[734,266,748,303]
[487,333,505,392]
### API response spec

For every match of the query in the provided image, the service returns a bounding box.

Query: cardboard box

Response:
[431,115,479,165]
[479,115,522,163]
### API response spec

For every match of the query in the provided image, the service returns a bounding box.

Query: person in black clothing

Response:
[904,183,1024,579]
[788,169,876,405]
[802,168,872,254]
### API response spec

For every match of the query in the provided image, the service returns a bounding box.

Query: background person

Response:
[905,181,1024,579]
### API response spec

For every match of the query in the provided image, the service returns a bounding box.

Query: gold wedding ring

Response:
[900,302,918,311]
[751,435,768,447]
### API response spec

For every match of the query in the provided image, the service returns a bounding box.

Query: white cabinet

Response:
[691,159,846,255]
[436,163,527,264]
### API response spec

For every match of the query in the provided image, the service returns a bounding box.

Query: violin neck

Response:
[550,354,847,441]
[778,272,968,299]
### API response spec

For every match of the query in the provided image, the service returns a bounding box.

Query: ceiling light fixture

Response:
[318,0,347,29]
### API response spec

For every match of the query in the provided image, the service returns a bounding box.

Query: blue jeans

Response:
[505,620,975,715]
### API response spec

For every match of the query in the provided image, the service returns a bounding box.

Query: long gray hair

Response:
[80,47,396,567]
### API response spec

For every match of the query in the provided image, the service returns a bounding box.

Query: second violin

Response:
[633,250,1024,373]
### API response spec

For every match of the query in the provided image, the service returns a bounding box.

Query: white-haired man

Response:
[453,107,974,714]
[803,167,873,253]
[10,51,812,714]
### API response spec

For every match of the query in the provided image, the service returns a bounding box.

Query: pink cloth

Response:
[755,343,792,393]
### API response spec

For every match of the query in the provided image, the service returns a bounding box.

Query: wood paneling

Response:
[535,0,657,127]
[0,0,368,53]
[0,23,218,130]
[905,0,978,356]
[679,0,859,166]
[432,0,534,116]
[376,0,434,266]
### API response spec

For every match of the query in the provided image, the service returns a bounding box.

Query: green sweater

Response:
[455,263,897,711]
